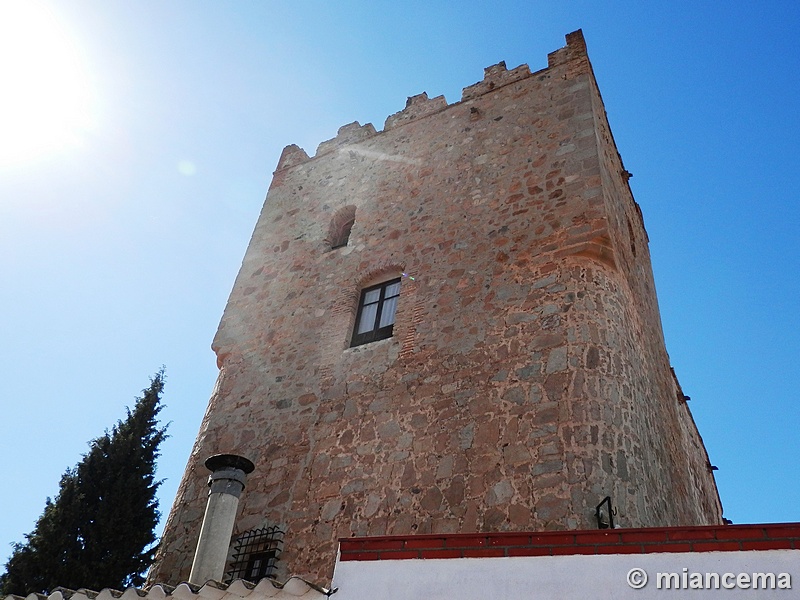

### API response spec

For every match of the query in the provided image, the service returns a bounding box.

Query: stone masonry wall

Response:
[148,31,722,587]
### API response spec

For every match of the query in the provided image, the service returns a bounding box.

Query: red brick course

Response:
[339,523,800,561]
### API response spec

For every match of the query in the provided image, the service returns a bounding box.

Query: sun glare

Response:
[0,1,96,168]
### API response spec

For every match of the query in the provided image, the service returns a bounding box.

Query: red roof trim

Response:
[338,523,800,561]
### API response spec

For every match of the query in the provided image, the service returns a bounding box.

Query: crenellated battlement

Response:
[314,121,378,158]
[383,92,447,131]
[275,144,310,171]
[547,29,590,72]
[274,30,590,173]
[460,61,532,101]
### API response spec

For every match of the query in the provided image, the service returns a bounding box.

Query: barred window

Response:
[226,526,284,583]
[351,278,401,347]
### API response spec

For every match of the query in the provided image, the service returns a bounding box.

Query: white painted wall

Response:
[331,550,798,599]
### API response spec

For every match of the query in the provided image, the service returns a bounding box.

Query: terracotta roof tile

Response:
[4,578,332,600]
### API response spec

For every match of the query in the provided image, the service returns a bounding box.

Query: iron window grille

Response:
[351,278,401,347]
[226,526,284,583]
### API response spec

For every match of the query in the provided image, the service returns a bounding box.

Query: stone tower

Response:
[149,30,722,586]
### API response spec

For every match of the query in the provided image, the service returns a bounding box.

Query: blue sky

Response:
[1,1,798,568]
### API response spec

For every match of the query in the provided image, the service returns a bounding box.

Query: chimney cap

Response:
[204,453,255,474]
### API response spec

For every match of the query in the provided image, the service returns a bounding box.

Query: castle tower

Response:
[149,30,722,586]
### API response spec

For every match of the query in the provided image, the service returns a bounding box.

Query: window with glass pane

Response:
[351,278,401,347]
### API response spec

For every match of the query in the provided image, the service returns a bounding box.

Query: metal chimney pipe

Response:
[188,454,255,585]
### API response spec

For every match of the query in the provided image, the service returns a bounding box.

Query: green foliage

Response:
[1,372,169,596]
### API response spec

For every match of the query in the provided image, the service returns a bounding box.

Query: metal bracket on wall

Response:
[595,496,616,529]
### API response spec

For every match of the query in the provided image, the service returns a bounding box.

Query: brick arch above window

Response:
[355,262,406,290]
[326,205,356,250]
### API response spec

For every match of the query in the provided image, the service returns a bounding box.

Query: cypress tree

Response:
[1,371,168,595]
